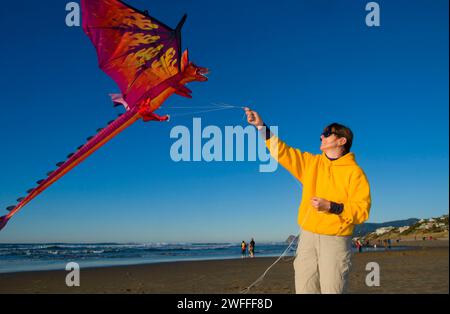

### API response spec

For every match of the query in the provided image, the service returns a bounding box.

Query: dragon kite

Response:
[0,0,208,231]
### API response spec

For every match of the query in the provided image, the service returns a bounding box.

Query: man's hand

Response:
[244,107,264,129]
[311,197,331,212]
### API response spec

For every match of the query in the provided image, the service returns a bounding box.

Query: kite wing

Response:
[82,0,187,107]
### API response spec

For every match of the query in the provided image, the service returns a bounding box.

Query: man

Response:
[249,238,255,258]
[241,240,247,258]
[244,108,371,294]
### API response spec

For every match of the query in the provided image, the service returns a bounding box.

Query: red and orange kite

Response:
[0,0,208,231]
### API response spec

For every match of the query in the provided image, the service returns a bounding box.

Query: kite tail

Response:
[0,215,9,231]
[1,107,141,231]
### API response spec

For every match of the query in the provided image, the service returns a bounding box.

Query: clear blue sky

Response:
[0,0,448,243]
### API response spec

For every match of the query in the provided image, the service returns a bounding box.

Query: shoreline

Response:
[1,239,438,275]
[0,254,290,275]
[0,239,447,294]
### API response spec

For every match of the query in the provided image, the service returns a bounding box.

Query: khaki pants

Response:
[294,229,352,294]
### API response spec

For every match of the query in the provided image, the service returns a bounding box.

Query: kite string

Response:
[240,234,299,294]
[163,102,244,118]
[168,107,235,118]
[165,102,243,110]
[240,171,306,294]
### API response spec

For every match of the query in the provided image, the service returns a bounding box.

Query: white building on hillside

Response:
[375,227,395,235]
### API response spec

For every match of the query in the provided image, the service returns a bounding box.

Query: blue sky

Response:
[0,0,448,243]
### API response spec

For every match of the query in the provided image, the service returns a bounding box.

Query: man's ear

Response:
[338,137,347,147]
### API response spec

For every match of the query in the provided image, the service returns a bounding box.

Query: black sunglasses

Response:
[321,128,337,140]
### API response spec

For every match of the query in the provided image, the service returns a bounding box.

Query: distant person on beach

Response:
[241,241,247,258]
[356,239,363,253]
[249,238,256,258]
[245,108,371,294]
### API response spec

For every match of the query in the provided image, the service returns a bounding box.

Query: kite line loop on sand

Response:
[240,172,311,294]
[240,234,299,294]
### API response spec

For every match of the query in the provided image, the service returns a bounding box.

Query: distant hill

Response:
[363,215,449,241]
[353,218,420,237]
[286,216,448,240]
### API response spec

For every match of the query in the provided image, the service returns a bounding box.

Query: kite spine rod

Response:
[1,108,141,229]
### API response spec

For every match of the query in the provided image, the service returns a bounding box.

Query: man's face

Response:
[320,128,345,152]
[320,134,339,152]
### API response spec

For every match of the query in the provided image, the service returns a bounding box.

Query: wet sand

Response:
[0,239,448,294]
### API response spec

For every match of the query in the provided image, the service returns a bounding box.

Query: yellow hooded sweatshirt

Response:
[267,136,371,236]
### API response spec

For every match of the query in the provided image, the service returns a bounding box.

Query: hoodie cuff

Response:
[260,124,273,140]
[329,202,344,215]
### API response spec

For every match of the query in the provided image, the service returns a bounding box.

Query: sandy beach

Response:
[0,239,447,294]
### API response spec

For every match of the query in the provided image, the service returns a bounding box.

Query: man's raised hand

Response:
[244,107,264,129]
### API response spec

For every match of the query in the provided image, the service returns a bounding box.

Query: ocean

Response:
[0,242,297,273]
[0,242,409,273]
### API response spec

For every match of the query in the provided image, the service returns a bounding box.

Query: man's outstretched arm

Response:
[244,107,314,183]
